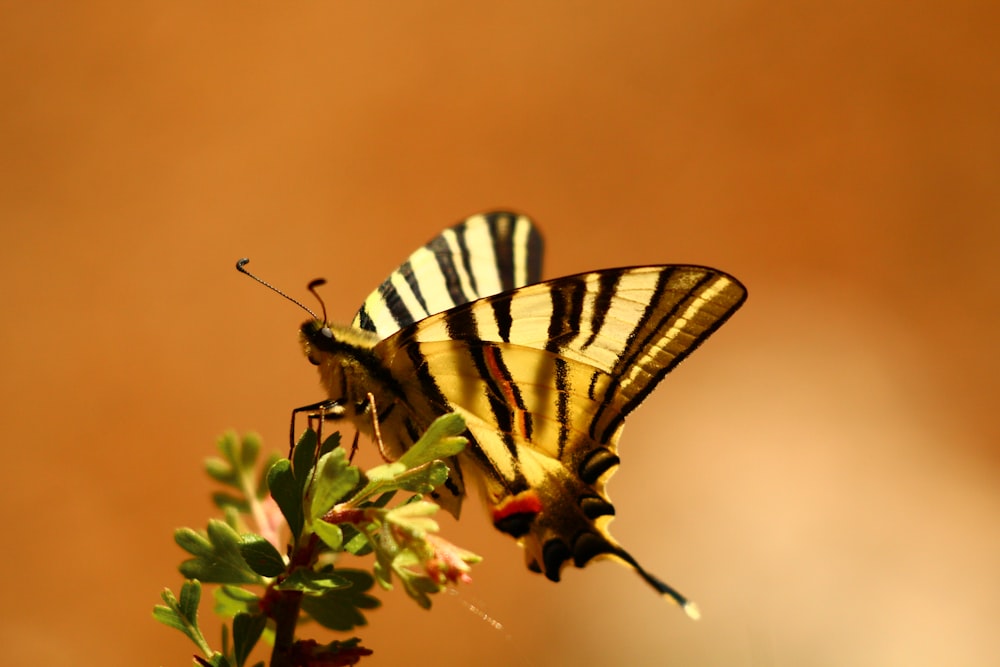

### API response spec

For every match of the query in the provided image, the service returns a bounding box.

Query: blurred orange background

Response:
[2,2,998,665]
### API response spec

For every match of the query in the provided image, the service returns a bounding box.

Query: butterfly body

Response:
[296,212,745,615]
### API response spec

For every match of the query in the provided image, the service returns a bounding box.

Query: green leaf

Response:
[238,535,285,578]
[152,582,213,656]
[313,518,344,551]
[153,593,190,635]
[212,491,250,513]
[367,492,396,508]
[205,431,264,507]
[267,459,303,541]
[178,578,201,620]
[299,569,380,631]
[175,527,213,557]
[178,521,260,585]
[232,612,267,667]
[214,586,259,618]
[216,431,239,467]
[205,457,238,486]
[318,431,342,458]
[397,413,467,468]
[341,527,371,556]
[398,572,441,610]
[276,567,351,594]
[291,429,318,481]
[387,500,440,536]
[194,655,231,667]
[238,434,261,471]
[255,453,281,500]
[384,460,451,495]
[309,448,359,520]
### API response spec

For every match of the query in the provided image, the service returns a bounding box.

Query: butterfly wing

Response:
[353,211,543,338]
[379,265,745,611]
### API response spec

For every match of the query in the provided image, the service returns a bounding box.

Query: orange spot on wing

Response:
[483,345,529,437]
[491,489,544,523]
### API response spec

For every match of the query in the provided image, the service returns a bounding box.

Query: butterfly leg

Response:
[364,391,394,463]
[289,398,343,457]
[348,430,361,463]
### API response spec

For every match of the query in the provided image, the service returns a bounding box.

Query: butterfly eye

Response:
[321,327,333,339]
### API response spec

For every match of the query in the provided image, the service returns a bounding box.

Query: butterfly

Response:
[241,211,745,617]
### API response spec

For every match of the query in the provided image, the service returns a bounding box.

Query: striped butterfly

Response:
[243,211,745,617]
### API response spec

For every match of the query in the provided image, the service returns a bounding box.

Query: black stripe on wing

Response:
[589,268,746,444]
[353,211,544,337]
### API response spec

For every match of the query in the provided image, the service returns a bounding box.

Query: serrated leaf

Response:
[212,491,250,513]
[232,612,266,667]
[222,506,242,531]
[175,528,213,557]
[178,579,202,620]
[397,413,467,468]
[298,569,379,631]
[153,588,191,635]
[207,520,244,552]
[216,431,239,465]
[364,461,406,483]
[385,461,451,494]
[398,572,441,610]
[214,586,259,618]
[387,501,441,536]
[153,583,213,655]
[267,459,303,541]
[205,458,237,485]
[239,535,285,578]
[301,596,368,632]
[309,449,358,520]
[178,521,259,585]
[152,603,187,634]
[238,434,261,470]
[219,586,260,602]
[277,567,351,594]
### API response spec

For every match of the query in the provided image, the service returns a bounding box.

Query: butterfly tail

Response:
[611,547,701,620]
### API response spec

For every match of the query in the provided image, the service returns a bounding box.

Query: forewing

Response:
[398,265,746,440]
[353,211,543,338]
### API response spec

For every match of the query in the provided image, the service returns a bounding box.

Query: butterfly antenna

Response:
[307,278,329,325]
[236,258,319,320]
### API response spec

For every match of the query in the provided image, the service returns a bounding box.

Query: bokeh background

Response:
[2,2,998,665]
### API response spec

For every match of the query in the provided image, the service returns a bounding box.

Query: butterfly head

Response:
[300,319,381,365]
[300,319,335,366]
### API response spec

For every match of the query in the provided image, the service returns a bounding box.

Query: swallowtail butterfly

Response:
[242,211,745,617]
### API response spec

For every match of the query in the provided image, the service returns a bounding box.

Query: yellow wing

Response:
[378,265,745,612]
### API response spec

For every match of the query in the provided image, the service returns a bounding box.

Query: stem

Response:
[269,589,304,667]
[269,534,319,667]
